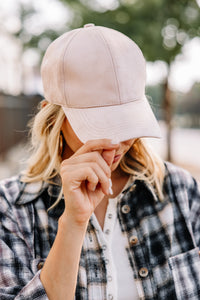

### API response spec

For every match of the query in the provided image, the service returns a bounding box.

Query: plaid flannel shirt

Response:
[0,162,200,300]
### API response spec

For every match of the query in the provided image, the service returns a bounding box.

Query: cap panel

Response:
[99,27,146,103]
[63,27,119,108]
[41,29,81,106]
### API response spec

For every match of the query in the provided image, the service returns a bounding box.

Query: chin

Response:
[110,161,120,172]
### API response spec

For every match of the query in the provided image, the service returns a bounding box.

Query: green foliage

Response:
[59,0,200,64]
[16,0,200,67]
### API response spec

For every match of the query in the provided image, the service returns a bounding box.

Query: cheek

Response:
[67,132,83,153]
[73,138,84,152]
[61,118,83,153]
[123,139,135,152]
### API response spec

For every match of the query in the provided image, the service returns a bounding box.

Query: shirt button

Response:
[108,213,113,219]
[108,294,113,300]
[105,259,109,265]
[129,235,138,245]
[121,204,130,214]
[102,244,107,251]
[107,275,112,281]
[37,261,44,270]
[139,267,149,278]
[105,229,110,235]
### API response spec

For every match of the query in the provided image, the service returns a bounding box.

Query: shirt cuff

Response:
[15,270,48,300]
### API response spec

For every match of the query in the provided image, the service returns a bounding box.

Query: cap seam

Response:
[62,97,145,109]
[96,27,121,104]
[61,29,82,106]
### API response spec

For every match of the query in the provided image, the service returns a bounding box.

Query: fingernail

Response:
[109,179,113,195]
[111,139,119,144]
[106,188,110,195]
[109,186,113,195]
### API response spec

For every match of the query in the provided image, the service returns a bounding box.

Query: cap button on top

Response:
[84,23,95,28]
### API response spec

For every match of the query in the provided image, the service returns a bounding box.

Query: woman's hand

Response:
[60,139,119,226]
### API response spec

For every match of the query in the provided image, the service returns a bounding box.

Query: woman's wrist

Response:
[59,211,89,233]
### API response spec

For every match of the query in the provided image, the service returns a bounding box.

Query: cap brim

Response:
[62,97,161,143]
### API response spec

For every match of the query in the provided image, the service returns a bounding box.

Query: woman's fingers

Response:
[61,162,110,195]
[86,162,110,194]
[73,139,119,157]
[60,139,120,224]
[101,149,116,167]
[66,139,120,178]
[63,151,111,178]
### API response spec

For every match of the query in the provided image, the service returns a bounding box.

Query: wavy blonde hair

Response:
[22,102,165,203]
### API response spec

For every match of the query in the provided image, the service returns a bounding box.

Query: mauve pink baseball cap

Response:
[41,23,161,143]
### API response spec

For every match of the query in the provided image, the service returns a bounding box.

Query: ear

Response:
[40,99,49,108]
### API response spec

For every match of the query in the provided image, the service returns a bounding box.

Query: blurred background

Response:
[0,0,200,181]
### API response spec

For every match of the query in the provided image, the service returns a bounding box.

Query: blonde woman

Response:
[0,24,200,300]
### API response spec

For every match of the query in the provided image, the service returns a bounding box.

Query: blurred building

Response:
[0,92,41,156]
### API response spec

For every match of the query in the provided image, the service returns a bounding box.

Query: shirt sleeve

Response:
[188,176,200,248]
[14,271,47,300]
[166,162,200,248]
[0,203,48,299]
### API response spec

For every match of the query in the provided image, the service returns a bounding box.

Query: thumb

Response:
[101,149,116,167]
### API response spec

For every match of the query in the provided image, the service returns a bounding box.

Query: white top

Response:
[91,180,140,300]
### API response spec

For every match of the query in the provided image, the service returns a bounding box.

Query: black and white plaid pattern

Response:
[0,162,199,299]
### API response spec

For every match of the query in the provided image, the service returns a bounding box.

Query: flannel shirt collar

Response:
[123,179,159,202]
[15,174,62,205]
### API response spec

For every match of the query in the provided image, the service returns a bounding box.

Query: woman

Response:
[0,24,200,300]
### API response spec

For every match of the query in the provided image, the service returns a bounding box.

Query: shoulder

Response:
[0,174,49,216]
[164,161,199,190]
[164,161,200,209]
[0,175,22,214]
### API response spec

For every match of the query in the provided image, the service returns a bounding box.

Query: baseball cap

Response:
[41,23,161,143]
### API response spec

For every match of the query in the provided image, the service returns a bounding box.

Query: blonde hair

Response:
[22,102,66,182]
[22,102,165,203]
[120,139,165,200]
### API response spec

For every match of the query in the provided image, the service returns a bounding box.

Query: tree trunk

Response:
[163,79,173,162]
